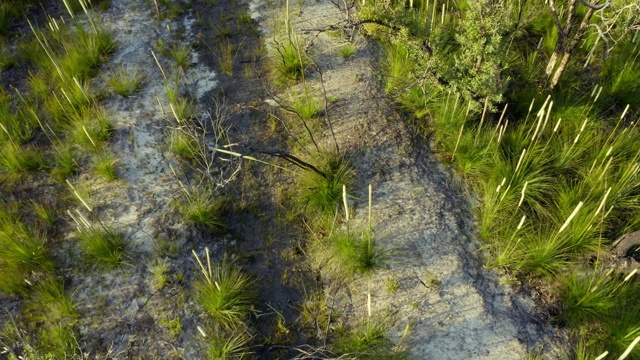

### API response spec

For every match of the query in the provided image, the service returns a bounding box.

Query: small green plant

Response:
[161,317,183,338]
[298,289,331,335]
[77,225,127,268]
[338,42,356,59]
[52,146,78,181]
[203,327,253,360]
[32,201,55,226]
[0,143,44,183]
[0,3,16,37]
[26,276,79,358]
[91,151,118,181]
[332,319,403,359]
[170,43,192,68]
[67,106,113,152]
[107,64,144,97]
[311,185,387,278]
[177,186,225,232]
[216,40,236,76]
[291,91,320,120]
[192,249,257,330]
[167,86,195,123]
[272,37,308,85]
[150,258,170,290]
[299,152,354,216]
[0,47,16,70]
[386,278,399,293]
[0,214,53,294]
[169,129,199,161]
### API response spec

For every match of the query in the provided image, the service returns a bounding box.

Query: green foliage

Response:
[67,105,113,152]
[107,65,144,97]
[300,152,354,216]
[91,151,118,181]
[169,43,192,68]
[338,42,356,59]
[0,143,45,182]
[0,212,53,294]
[52,146,78,181]
[601,41,640,107]
[271,37,308,85]
[321,227,387,277]
[216,40,236,76]
[332,320,406,359]
[178,186,226,232]
[0,2,24,37]
[0,90,37,144]
[193,250,256,330]
[291,91,320,120]
[205,328,253,360]
[78,227,127,268]
[0,45,17,70]
[167,85,195,122]
[560,270,640,358]
[169,129,200,161]
[25,277,79,358]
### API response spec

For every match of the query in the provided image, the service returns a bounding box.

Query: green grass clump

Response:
[322,228,387,277]
[78,227,127,268]
[559,269,640,358]
[52,146,78,181]
[0,213,53,294]
[107,65,144,97]
[300,152,354,216]
[167,85,195,123]
[25,277,79,358]
[205,328,253,360]
[91,151,118,180]
[193,249,256,330]
[67,106,113,152]
[338,42,357,59]
[170,43,192,68]
[291,92,320,120]
[0,91,37,144]
[272,37,308,85]
[169,129,199,161]
[332,320,406,359]
[0,143,45,183]
[178,186,225,232]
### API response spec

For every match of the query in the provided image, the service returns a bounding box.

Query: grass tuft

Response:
[193,249,256,330]
[300,152,354,216]
[272,37,308,85]
[107,64,144,97]
[91,151,118,181]
[78,227,127,269]
[178,186,226,232]
[338,42,357,59]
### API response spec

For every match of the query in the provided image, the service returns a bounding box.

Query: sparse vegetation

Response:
[3,0,638,357]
